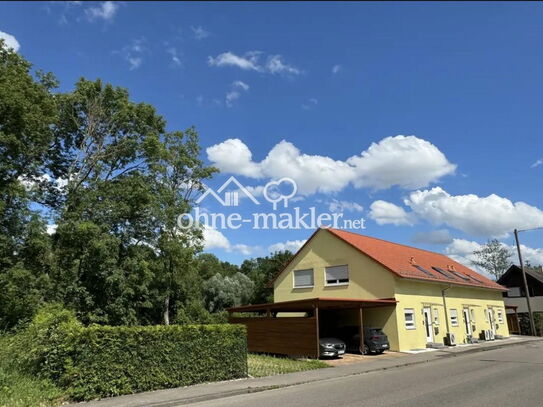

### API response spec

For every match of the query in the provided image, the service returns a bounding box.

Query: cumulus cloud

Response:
[411,229,453,245]
[191,25,210,40]
[404,187,543,237]
[369,200,415,226]
[346,136,456,190]
[207,139,262,177]
[268,240,306,253]
[208,51,301,76]
[206,136,454,196]
[85,1,119,21]
[203,226,258,255]
[0,31,20,51]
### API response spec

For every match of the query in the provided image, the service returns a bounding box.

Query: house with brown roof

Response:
[230,228,509,355]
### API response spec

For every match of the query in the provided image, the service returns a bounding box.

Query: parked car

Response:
[319,337,346,358]
[337,326,390,354]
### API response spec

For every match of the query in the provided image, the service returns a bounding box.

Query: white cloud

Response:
[346,136,456,190]
[265,55,301,75]
[191,25,210,40]
[208,51,301,76]
[369,200,415,226]
[85,1,119,21]
[327,199,363,213]
[116,38,147,70]
[404,187,543,237]
[531,159,543,168]
[232,80,249,91]
[206,135,454,196]
[0,31,20,52]
[208,51,261,71]
[206,139,262,178]
[411,229,453,245]
[225,81,250,107]
[332,64,342,74]
[166,47,182,67]
[203,226,258,255]
[268,239,306,253]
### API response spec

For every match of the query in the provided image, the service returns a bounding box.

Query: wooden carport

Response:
[228,297,397,358]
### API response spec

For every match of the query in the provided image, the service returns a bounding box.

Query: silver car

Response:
[319,337,346,358]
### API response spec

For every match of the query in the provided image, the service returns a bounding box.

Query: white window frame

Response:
[404,308,416,330]
[433,308,439,325]
[292,269,314,289]
[324,265,349,286]
[497,309,504,324]
[470,308,476,323]
[450,309,459,327]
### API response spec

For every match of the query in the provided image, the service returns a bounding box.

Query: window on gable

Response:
[450,309,459,326]
[325,265,349,286]
[507,287,521,297]
[293,269,314,288]
[404,308,416,330]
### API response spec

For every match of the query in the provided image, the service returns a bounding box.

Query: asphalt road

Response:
[185,341,543,407]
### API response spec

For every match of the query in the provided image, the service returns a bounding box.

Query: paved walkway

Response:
[69,336,541,407]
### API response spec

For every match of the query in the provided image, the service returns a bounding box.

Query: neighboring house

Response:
[229,228,509,355]
[498,265,543,335]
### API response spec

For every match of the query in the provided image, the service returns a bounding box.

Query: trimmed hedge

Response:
[5,307,248,401]
[65,324,247,400]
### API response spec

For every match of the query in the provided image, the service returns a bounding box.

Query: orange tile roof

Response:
[326,228,505,291]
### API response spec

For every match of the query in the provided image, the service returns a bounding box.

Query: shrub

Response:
[65,324,247,400]
[3,306,248,401]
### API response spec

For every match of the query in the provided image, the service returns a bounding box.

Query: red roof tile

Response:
[326,228,505,291]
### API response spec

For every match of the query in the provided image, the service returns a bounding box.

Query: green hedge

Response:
[65,324,247,400]
[5,307,248,401]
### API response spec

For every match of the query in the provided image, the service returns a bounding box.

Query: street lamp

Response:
[513,227,542,336]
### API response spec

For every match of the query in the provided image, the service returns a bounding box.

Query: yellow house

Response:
[271,227,509,352]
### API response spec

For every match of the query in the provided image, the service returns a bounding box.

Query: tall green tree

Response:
[0,41,59,329]
[472,239,512,280]
[240,251,293,304]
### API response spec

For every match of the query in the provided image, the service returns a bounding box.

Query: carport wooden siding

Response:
[229,316,319,358]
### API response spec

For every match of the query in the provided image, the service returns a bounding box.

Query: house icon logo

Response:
[196,176,260,207]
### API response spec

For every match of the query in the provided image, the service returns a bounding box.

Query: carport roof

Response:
[227,297,397,313]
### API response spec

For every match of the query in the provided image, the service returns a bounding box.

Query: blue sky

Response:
[2,1,543,268]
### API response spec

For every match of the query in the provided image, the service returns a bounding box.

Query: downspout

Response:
[442,284,451,335]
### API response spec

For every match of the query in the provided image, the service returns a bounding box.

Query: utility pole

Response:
[514,229,537,336]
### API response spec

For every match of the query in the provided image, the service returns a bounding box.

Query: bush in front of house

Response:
[4,306,248,401]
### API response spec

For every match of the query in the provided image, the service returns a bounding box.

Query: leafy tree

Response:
[203,272,254,313]
[196,253,240,280]
[472,239,512,280]
[240,251,293,303]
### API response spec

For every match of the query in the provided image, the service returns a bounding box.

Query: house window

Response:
[450,309,459,326]
[293,269,314,288]
[433,308,439,325]
[325,265,349,286]
[470,308,476,323]
[497,309,504,324]
[404,308,416,330]
[507,287,521,297]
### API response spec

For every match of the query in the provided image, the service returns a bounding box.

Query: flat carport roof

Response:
[227,297,397,314]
